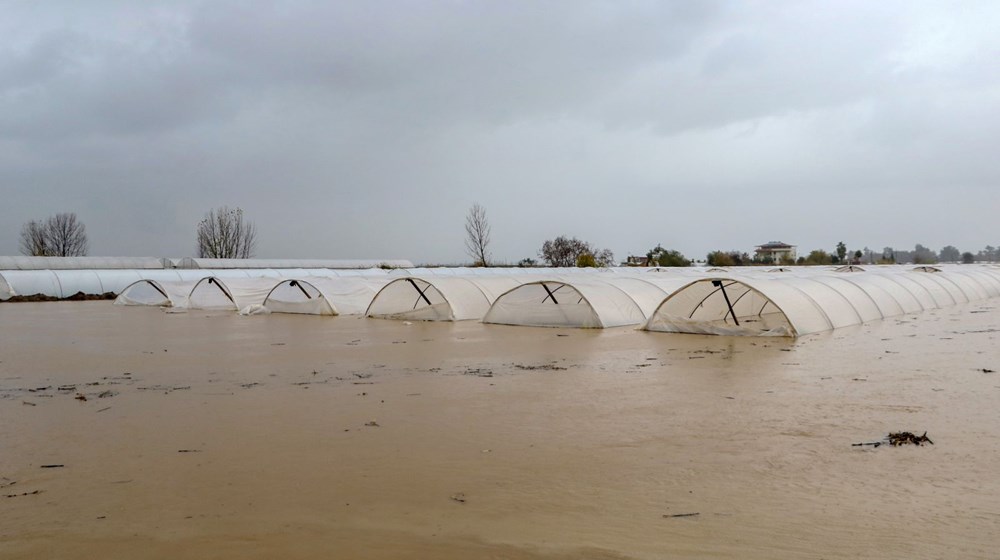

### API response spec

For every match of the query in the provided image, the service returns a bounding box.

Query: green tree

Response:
[835,241,847,264]
[912,244,937,264]
[706,251,733,267]
[804,249,832,265]
[539,236,614,267]
[707,250,749,266]
[961,252,975,264]
[938,245,960,263]
[646,244,690,267]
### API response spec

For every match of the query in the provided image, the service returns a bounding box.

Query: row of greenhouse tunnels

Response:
[79,264,1000,337]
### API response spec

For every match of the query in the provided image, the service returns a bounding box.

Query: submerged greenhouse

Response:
[643,268,1000,337]
[262,277,391,316]
[366,276,526,321]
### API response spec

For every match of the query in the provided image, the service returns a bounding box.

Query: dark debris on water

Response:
[853,431,934,448]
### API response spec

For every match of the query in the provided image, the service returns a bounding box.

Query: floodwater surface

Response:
[1,301,999,559]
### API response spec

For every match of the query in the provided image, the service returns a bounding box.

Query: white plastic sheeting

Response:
[114,280,197,307]
[0,269,148,299]
[481,275,696,329]
[483,279,649,328]
[0,268,390,300]
[263,277,391,316]
[604,277,693,317]
[366,276,525,321]
[116,274,391,313]
[0,256,168,270]
[644,268,1000,337]
[386,267,597,277]
[646,278,796,336]
[187,277,282,312]
[174,258,412,269]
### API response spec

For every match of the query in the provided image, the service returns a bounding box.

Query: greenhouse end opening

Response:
[644,279,796,337]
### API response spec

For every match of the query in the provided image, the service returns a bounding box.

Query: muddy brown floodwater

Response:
[1,301,999,559]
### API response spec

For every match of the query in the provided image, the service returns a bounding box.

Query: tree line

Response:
[704,243,991,267]
[462,204,615,268]
[18,207,258,259]
[684,244,993,267]
[16,204,996,267]
[463,206,997,268]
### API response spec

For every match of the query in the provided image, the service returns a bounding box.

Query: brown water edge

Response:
[1,302,999,559]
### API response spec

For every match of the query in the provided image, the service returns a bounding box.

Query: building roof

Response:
[756,241,795,250]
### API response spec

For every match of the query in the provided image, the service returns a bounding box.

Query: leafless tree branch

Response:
[464,203,491,266]
[19,220,48,256]
[19,213,88,256]
[196,206,257,258]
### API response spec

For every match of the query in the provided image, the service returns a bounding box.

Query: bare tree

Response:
[593,248,616,267]
[19,220,48,256]
[196,206,257,258]
[19,213,88,256]
[46,213,89,256]
[464,203,491,266]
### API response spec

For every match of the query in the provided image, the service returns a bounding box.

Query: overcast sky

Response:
[2,1,999,264]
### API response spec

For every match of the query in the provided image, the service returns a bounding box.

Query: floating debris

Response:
[39,464,64,469]
[853,431,933,448]
[663,512,699,518]
[513,364,567,371]
[888,431,933,446]
[5,490,42,499]
[137,385,190,393]
[450,492,466,503]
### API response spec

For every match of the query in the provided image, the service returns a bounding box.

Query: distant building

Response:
[625,255,651,266]
[754,241,796,263]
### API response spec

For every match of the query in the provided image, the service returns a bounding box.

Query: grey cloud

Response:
[187,1,723,126]
[2,1,1000,264]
